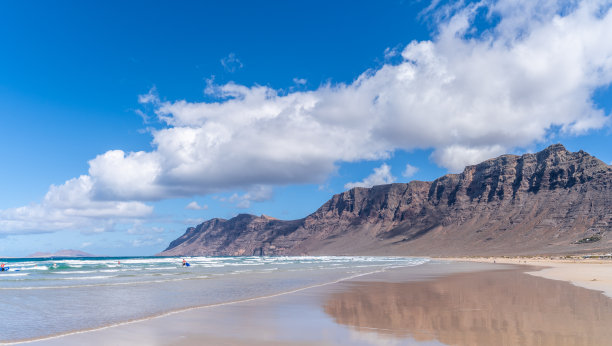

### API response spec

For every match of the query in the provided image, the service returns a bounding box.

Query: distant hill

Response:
[28,249,96,258]
[160,144,612,257]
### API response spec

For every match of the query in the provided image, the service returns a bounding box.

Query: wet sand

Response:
[18,261,612,346]
[442,257,612,298]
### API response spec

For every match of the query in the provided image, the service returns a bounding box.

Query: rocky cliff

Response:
[160,144,612,256]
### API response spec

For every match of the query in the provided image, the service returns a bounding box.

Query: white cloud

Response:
[383,45,402,60]
[2,0,612,233]
[220,53,243,72]
[345,164,396,189]
[293,77,307,85]
[117,0,610,197]
[430,144,507,172]
[402,163,419,178]
[134,109,151,123]
[89,150,164,200]
[228,185,273,209]
[185,201,208,210]
[137,87,159,104]
[0,175,153,233]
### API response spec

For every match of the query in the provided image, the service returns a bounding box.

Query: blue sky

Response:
[0,0,611,257]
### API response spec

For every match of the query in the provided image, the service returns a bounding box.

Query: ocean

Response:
[0,255,428,343]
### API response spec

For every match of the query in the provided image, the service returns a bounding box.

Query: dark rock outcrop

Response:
[160,144,612,256]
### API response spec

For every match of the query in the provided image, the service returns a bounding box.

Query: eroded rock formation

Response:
[160,144,612,256]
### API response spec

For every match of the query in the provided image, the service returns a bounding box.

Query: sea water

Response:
[0,256,428,342]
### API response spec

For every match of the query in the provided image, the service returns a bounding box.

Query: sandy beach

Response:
[16,259,612,346]
[441,256,612,298]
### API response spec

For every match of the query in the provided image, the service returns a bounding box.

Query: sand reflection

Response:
[324,267,612,346]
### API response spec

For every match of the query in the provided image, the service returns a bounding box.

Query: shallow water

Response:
[0,256,428,342]
[325,265,612,345]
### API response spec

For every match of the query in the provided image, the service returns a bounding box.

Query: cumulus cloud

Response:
[430,144,507,172]
[345,164,396,189]
[402,164,419,179]
[2,0,611,233]
[122,0,612,199]
[185,201,208,210]
[0,175,153,233]
[220,53,243,72]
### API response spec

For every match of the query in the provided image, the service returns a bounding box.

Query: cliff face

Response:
[160,144,612,256]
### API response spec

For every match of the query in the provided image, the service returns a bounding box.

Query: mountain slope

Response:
[160,144,612,256]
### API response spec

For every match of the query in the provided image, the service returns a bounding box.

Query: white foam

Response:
[24,266,49,271]
[62,276,114,280]
[0,273,28,277]
[0,256,430,294]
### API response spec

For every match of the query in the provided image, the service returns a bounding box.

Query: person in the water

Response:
[182,259,186,266]
[1,263,5,271]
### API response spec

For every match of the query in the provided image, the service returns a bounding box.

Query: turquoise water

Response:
[0,256,428,342]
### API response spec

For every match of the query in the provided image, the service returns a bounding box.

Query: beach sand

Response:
[17,260,612,346]
[441,257,612,298]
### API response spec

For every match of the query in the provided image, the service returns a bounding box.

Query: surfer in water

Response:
[1,263,5,271]
[182,259,187,266]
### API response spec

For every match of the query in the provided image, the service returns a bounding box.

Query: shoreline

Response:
[0,256,428,344]
[6,262,421,345]
[437,256,612,298]
[14,258,612,345]
[10,259,516,345]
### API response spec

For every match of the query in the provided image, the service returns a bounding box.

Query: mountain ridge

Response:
[160,144,612,256]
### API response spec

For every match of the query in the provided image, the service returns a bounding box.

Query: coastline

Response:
[5,265,399,345]
[12,260,493,346]
[438,256,612,298]
[17,259,612,345]
[0,256,425,343]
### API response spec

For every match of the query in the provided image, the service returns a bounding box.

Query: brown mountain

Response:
[160,144,612,257]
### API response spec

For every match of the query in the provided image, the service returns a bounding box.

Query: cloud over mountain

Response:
[345,164,396,189]
[1,0,611,233]
[127,0,612,196]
